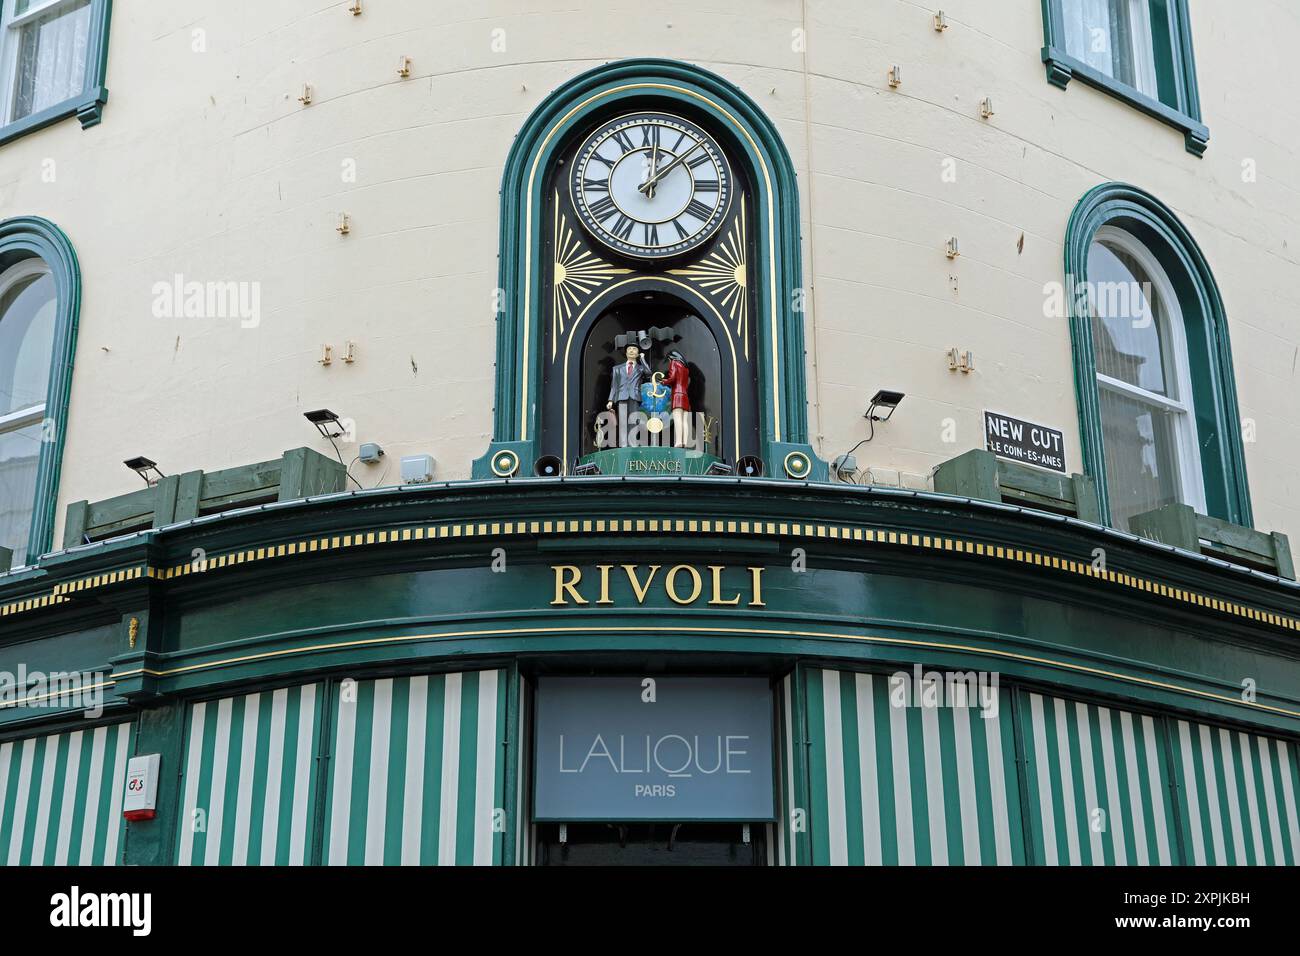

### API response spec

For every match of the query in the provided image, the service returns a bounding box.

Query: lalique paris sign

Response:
[533,676,775,821]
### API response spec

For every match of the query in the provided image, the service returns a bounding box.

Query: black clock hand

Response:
[647,139,660,199]
[637,138,702,195]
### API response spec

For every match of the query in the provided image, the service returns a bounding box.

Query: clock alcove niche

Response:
[473,59,825,480]
[568,292,736,463]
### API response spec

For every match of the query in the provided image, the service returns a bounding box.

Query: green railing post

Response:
[932,448,1000,502]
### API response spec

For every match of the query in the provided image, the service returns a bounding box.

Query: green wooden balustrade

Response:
[931,448,1101,523]
[60,447,346,550]
[932,449,1294,580]
[1129,503,1295,581]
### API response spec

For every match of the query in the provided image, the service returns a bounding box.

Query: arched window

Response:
[0,216,79,567]
[1065,184,1250,531]
[1089,226,1205,529]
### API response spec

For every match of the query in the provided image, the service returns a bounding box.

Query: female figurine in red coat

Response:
[663,350,692,448]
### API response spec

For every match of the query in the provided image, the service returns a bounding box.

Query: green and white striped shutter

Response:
[1021,691,1177,865]
[1170,719,1300,865]
[0,721,133,865]
[806,669,1023,865]
[176,682,323,865]
[775,673,798,865]
[322,670,508,865]
[515,676,535,866]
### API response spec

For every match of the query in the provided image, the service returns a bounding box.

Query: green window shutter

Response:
[1170,719,1300,865]
[0,721,132,865]
[175,683,324,865]
[803,669,1023,865]
[321,670,508,866]
[1020,691,1177,865]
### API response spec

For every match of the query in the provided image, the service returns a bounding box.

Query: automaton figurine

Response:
[663,349,692,447]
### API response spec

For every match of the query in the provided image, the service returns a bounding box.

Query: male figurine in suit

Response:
[606,342,650,448]
[607,344,648,406]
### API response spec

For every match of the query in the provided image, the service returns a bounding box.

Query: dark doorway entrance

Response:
[538,822,766,866]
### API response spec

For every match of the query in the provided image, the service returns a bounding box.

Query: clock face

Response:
[569,111,732,260]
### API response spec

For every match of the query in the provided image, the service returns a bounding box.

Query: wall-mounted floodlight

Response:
[304,408,345,439]
[864,390,906,422]
[835,390,907,485]
[123,456,165,487]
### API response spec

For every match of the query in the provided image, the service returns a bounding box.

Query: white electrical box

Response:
[123,753,161,821]
[400,454,436,484]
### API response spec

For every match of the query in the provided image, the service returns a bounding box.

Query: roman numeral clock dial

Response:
[569,112,732,260]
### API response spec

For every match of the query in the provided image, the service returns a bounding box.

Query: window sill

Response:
[1041,47,1209,157]
[0,85,108,149]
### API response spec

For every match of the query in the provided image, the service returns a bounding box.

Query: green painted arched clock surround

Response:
[473,58,825,481]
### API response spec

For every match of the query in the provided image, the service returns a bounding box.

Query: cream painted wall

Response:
[0,1,1294,557]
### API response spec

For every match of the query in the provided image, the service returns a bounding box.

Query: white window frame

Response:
[0,0,85,125]
[1092,225,1206,516]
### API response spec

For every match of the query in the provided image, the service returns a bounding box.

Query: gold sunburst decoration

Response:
[668,201,748,358]
[552,194,631,359]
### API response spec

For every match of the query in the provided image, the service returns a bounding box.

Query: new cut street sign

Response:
[984,410,1066,473]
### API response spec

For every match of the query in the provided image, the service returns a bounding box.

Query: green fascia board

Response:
[1039,0,1208,156]
[5,476,1296,631]
[489,58,811,462]
[124,601,1300,739]
[1063,182,1252,529]
[0,0,112,147]
[0,216,82,564]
